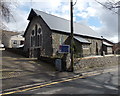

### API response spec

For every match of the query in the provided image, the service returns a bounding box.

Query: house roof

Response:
[27,9,101,39]
[74,36,91,44]
[1,30,19,36]
[103,38,114,45]
[0,30,19,41]
[103,41,113,46]
[11,35,25,40]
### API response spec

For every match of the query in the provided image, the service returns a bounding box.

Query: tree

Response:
[95,0,120,14]
[0,0,17,30]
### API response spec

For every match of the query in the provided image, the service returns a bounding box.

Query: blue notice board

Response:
[59,45,70,53]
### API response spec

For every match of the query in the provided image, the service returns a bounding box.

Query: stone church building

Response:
[23,9,113,58]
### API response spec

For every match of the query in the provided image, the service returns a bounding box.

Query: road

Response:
[1,50,56,90]
[12,66,119,95]
[1,50,119,95]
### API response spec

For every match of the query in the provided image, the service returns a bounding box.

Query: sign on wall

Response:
[59,45,70,53]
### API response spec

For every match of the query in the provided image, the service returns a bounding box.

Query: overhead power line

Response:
[95,0,119,15]
[73,0,77,6]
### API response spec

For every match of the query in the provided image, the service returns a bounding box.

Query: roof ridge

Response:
[33,9,96,32]
[30,8,101,39]
[33,9,70,21]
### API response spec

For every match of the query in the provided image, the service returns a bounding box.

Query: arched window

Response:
[38,28,42,34]
[37,27,42,46]
[32,30,35,36]
[31,29,35,47]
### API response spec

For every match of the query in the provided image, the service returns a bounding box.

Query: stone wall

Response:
[24,16,53,58]
[52,32,68,56]
[74,55,119,73]
[51,34,103,58]
[84,37,102,55]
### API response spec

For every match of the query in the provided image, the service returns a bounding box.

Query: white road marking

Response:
[36,88,62,94]
[105,85,118,90]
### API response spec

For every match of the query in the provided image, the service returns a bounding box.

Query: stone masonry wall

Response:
[85,37,102,55]
[74,55,119,73]
[52,32,68,56]
[24,16,53,57]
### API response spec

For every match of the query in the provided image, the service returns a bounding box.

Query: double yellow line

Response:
[1,75,84,95]
[1,68,117,95]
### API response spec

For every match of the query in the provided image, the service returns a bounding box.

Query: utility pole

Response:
[70,0,74,72]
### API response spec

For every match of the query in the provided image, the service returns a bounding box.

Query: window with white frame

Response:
[82,44,89,49]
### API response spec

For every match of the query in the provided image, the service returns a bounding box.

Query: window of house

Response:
[82,44,89,49]
[37,27,42,46]
[20,41,24,45]
[32,30,35,36]
[31,29,35,47]
[107,47,112,50]
[38,28,42,34]
[35,25,38,46]
[31,37,33,47]
[59,35,64,45]
[13,40,17,44]
[32,36,35,47]
[35,24,37,35]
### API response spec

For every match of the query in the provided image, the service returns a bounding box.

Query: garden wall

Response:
[74,55,119,73]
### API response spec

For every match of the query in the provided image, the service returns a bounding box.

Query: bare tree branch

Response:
[0,0,18,30]
[95,0,120,15]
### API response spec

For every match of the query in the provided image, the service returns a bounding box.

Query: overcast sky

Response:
[4,0,119,43]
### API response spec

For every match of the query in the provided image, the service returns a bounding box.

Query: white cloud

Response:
[77,12,88,18]
[75,0,118,43]
[5,7,29,31]
[86,7,96,17]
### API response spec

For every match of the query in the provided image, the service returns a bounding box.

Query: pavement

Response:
[1,50,75,92]
[1,50,119,94]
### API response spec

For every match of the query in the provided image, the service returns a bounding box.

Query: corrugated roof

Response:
[74,36,91,44]
[29,9,101,39]
[103,41,113,46]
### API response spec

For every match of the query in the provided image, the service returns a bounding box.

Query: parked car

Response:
[0,43,4,48]
[0,43,5,50]
[15,44,24,48]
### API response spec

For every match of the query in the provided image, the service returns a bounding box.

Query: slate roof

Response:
[74,36,91,44]
[0,30,19,40]
[103,41,113,46]
[27,9,101,39]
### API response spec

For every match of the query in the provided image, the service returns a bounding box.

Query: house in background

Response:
[102,37,114,54]
[1,30,24,48]
[23,9,113,58]
[113,42,120,54]
[10,35,24,48]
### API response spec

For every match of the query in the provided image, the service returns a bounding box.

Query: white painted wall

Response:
[10,35,24,48]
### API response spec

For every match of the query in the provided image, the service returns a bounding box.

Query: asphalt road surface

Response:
[15,66,119,95]
[1,50,119,96]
